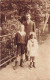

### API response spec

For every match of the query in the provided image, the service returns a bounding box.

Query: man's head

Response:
[26,13,31,20]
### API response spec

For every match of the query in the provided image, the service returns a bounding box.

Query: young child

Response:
[27,32,38,68]
[13,24,27,70]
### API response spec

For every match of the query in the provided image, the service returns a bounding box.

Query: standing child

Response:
[13,24,27,70]
[27,32,38,68]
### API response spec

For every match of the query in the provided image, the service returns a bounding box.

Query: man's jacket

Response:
[25,20,36,35]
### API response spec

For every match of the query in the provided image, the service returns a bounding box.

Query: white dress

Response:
[27,39,38,57]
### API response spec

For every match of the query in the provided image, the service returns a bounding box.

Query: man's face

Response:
[26,14,31,20]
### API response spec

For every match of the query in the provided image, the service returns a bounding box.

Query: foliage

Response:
[1,0,50,35]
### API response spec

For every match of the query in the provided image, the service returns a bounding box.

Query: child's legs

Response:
[30,56,35,66]
[32,56,35,67]
[15,44,21,61]
[20,44,25,66]
[30,57,32,62]
[30,56,35,62]
[29,57,32,67]
[32,57,35,62]
[13,44,21,69]
[21,44,25,59]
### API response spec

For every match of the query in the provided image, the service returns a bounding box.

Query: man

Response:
[25,13,36,35]
[24,13,36,61]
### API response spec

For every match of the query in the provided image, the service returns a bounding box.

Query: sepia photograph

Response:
[0,0,50,80]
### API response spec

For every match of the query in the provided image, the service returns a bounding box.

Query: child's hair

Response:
[29,34,33,39]
[29,32,36,39]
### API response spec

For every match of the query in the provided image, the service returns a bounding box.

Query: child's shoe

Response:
[20,59,24,67]
[33,62,35,68]
[13,61,18,70]
[29,62,32,68]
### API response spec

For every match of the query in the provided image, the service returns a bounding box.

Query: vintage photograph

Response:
[0,0,50,80]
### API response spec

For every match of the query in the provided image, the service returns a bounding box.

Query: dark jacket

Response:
[14,31,27,45]
[25,20,36,35]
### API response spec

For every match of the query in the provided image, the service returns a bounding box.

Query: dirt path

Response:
[0,34,50,80]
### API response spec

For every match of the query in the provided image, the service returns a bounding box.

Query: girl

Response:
[27,32,38,68]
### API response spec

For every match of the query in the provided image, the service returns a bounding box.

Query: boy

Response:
[13,24,27,70]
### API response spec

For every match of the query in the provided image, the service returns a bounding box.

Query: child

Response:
[27,32,38,68]
[13,24,27,70]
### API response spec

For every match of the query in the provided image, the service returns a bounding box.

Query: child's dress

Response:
[27,39,38,57]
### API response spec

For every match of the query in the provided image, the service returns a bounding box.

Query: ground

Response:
[0,34,50,80]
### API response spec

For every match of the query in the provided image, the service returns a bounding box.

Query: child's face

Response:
[31,35,34,39]
[20,25,24,32]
